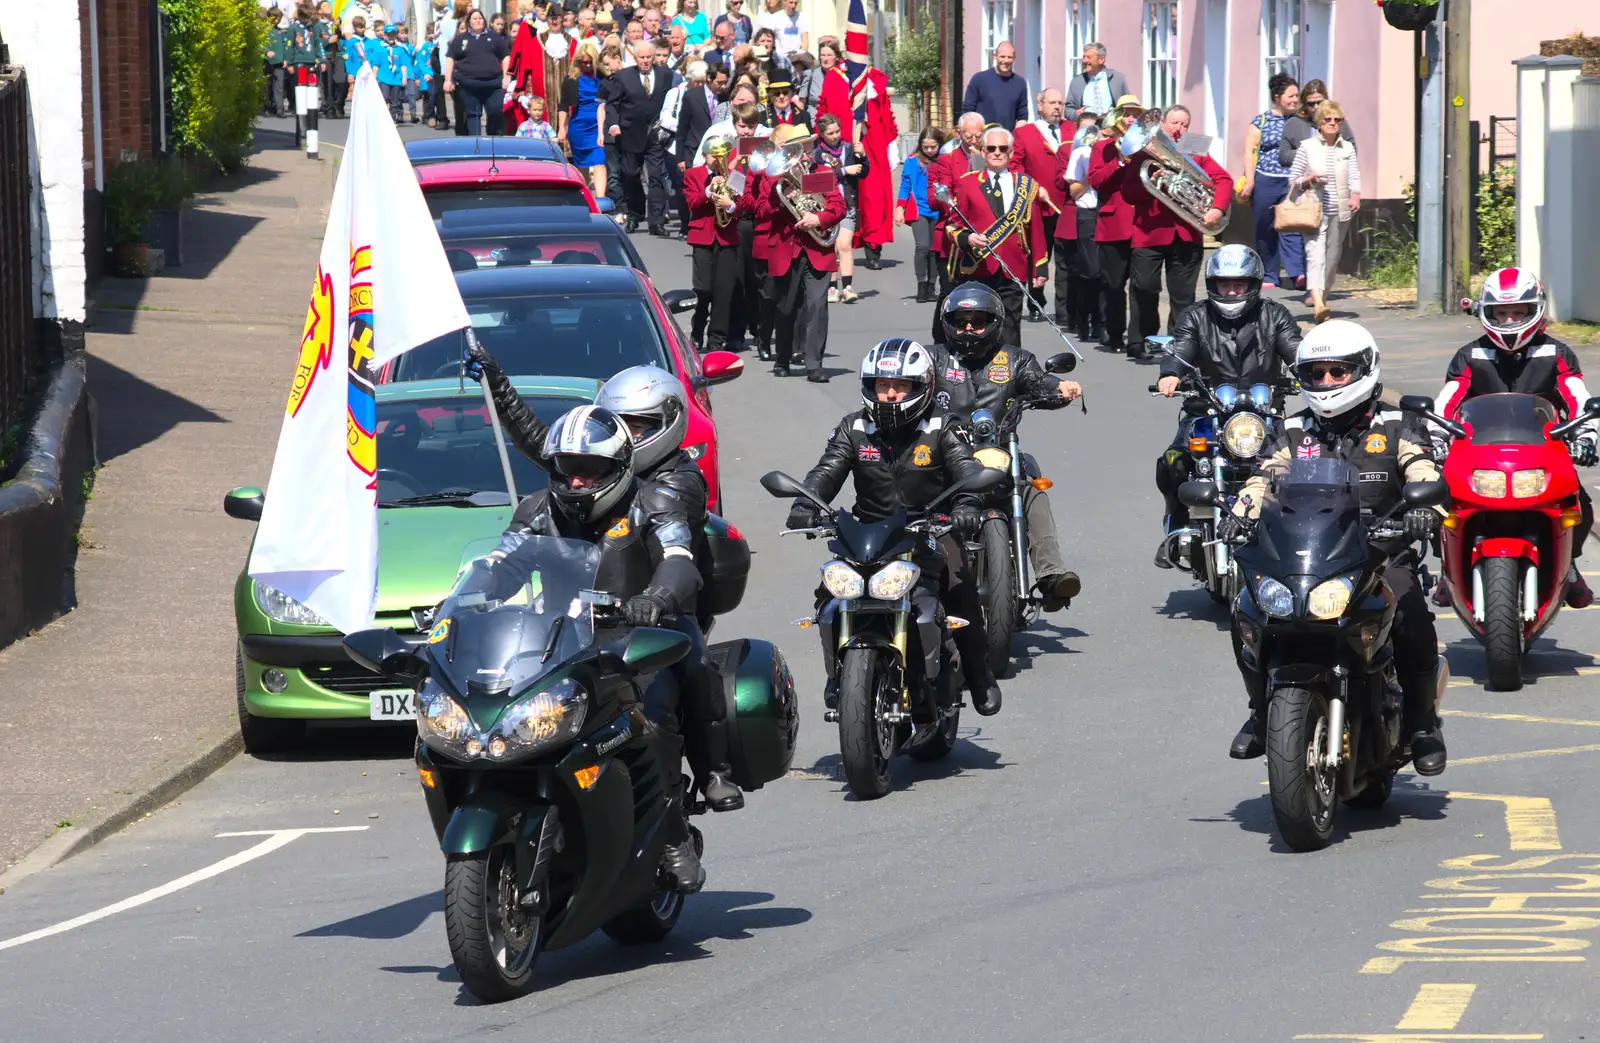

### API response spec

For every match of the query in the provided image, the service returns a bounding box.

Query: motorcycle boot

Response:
[1231,647,1268,759]
[660,781,707,894]
[948,589,1001,714]
[1401,671,1447,776]
[1023,487,1080,610]
[1566,565,1594,609]
[698,719,745,812]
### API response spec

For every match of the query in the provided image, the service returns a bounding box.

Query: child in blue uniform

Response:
[395,24,420,124]
[413,26,437,125]
[374,24,408,121]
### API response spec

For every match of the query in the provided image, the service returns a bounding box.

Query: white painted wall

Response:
[0,2,88,324]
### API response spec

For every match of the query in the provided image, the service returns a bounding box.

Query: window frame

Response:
[1066,0,1098,81]
[1261,0,1303,108]
[1142,1,1179,112]
[981,0,1013,69]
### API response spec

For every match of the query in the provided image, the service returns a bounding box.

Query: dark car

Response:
[405,136,568,166]
[436,207,647,274]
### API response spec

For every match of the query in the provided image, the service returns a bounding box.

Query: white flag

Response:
[248,68,470,635]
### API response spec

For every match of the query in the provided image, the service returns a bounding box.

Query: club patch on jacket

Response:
[913,444,933,466]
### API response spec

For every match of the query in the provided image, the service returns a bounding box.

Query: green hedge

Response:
[161,0,264,173]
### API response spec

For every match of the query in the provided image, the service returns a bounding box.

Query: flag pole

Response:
[466,327,519,506]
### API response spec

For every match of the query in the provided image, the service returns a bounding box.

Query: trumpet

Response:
[1118,110,1230,236]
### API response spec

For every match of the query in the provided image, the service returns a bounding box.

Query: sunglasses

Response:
[1305,363,1355,382]
[983,144,1011,153]
[1322,117,1344,125]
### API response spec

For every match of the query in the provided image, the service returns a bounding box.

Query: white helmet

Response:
[595,365,688,475]
[1293,319,1381,420]
[860,338,935,430]
[1477,266,1548,353]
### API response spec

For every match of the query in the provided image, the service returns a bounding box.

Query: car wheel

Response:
[236,645,305,755]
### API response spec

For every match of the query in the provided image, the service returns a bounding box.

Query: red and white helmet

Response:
[1478,267,1548,353]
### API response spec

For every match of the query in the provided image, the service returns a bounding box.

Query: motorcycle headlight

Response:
[1254,576,1296,618]
[867,560,921,600]
[821,560,865,599]
[1222,413,1267,459]
[1307,576,1355,620]
[252,580,330,626]
[418,686,477,755]
[494,678,588,759]
[973,447,1012,471]
[1470,469,1508,498]
[1511,468,1548,498]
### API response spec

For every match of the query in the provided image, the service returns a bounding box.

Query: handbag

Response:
[1274,185,1322,235]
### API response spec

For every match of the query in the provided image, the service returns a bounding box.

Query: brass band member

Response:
[684,133,748,350]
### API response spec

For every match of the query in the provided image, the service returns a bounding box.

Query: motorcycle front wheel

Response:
[1481,557,1525,692]
[1266,687,1338,851]
[445,844,544,1001]
[837,647,899,798]
[979,518,1018,676]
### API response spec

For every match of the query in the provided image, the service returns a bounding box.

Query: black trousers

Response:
[773,257,830,371]
[980,273,1025,349]
[1131,239,1204,343]
[381,82,404,120]
[1097,238,1132,347]
[1050,238,1074,324]
[1068,208,1103,333]
[456,77,502,135]
[1030,214,1058,314]
[429,49,447,125]
[621,144,669,228]
[691,242,740,350]
[931,259,956,344]
[728,218,768,349]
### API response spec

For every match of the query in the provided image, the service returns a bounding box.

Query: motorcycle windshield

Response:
[1460,393,1557,446]
[431,534,602,696]
[1253,459,1367,573]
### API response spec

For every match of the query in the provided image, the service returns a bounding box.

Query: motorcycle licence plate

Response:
[369,689,418,720]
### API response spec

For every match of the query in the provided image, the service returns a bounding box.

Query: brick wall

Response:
[97,0,153,164]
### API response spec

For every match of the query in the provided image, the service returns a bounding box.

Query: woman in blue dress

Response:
[560,39,609,199]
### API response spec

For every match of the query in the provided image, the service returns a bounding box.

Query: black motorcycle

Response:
[344,534,798,1001]
[961,351,1078,676]
[761,469,1002,799]
[1149,335,1291,605]
[1180,460,1447,851]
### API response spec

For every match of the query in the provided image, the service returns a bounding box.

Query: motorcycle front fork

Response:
[1009,432,1031,599]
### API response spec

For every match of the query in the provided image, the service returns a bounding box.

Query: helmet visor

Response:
[1485,302,1537,332]
[1295,359,1362,390]
[615,410,664,445]
[550,454,622,490]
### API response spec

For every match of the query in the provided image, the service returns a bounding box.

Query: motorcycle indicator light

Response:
[1562,508,1584,529]
[1469,469,1509,498]
[574,764,601,790]
[1442,512,1461,530]
[1031,477,1054,491]
[1189,437,1209,453]
[417,767,438,789]
[1511,468,1549,498]
[1307,576,1355,620]
[821,560,865,599]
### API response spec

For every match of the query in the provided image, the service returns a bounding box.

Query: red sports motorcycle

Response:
[1402,392,1600,691]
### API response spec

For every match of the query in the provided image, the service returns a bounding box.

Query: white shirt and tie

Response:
[986,169,1015,214]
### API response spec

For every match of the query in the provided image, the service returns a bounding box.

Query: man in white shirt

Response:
[1064,112,1106,341]
[758,0,808,58]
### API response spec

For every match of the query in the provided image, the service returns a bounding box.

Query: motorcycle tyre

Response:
[1266,686,1338,851]
[906,706,960,762]
[1481,557,1525,692]
[838,647,897,799]
[979,518,1018,677]
[603,831,695,945]
[1344,769,1394,810]
[445,845,544,1002]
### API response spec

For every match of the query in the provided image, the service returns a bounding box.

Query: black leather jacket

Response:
[797,411,983,522]
[931,342,1067,422]
[1160,299,1302,406]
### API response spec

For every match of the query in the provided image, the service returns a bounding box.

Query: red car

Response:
[414,156,608,221]
[376,264,742,513]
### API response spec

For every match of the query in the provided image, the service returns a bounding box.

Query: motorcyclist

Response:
[933,282,1084,611]
[1227,321,1448,776]
[1430,267,1596,608]
[783,338,1004,716]
[465,345,746,813]
[486,405,709,893]
[1153,244,1301,569]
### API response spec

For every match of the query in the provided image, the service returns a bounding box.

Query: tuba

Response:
[749,131,840,248]
[1118,110,1230,236]
[703,133,738,228]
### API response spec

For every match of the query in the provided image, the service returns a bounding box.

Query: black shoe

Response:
[1036,571,1080,611]
[649,225,670,238]
[661,839,706,894]
[1153,538,1175,570]
[807,370,829,383]
[1410,726,1447,776]
[969,671,1002,716]
[625,217,641,234]
[757,344,774,361]
[864,246,882,270]
[1027,308,1045,323]
[771,362,790,376]
[1230,716,1265,759]
[702,770,745,812]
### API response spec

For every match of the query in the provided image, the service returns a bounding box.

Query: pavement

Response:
[3,114,1600,1039]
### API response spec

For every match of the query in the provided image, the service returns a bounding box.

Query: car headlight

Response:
[1222,413,1267,459]
[1307,576,1355,620]
[418,686,476,755]
[681,442,707,461]
[867,560,920,600]
[1470,469,1508,497]
[252,580,330,626]
[494,678,587,759]
[821,560,865,599]
[973,447,1011,471]
[1511,468,1548,498]
[1254,576,1296,618]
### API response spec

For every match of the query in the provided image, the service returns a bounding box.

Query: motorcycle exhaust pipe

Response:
[1435,659,1449,712]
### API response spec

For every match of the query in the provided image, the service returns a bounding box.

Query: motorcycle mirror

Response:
[1402,480,1449,511]
[1398,394,1435,415]
[1146,335,1176,356]
[759,470,831,512]
[1586,397,1600,418]
[344,628,426,682]
[224,485,265,522]
[1044,352,1077,374]
[1177,481,1220,509]
[620,627,691,674]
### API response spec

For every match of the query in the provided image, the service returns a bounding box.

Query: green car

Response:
[225,376,600,754]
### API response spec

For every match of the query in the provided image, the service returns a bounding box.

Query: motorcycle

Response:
[1149,335,1291,605]
[1401,391,1600,691]
[343,533,798,1001]
[1181,460,1449,851]
[760,468,1003,799]
[960,350,1079,676]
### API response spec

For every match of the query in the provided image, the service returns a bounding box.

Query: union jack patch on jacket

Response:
[858,443,882,461]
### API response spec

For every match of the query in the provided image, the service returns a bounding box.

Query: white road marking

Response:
[0,827,368,953]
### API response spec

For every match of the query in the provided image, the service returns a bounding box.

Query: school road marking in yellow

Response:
[1449,792,1561,851]
[1296,982,1542,1041]
[1443,710,1600,728]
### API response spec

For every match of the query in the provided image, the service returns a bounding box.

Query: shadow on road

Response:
[249,725,416,764]
[300,889,442,940]
[86,355,229,464]
[1444,637,1597,687]
[1011,621,1087,670]
[797,725,1010,800]
[1156,587,1232,631]
[1208,779,1450,853]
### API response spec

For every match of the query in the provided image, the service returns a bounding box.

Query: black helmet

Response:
[860,338,936,430]
[940,282,1005,361]
[539,406,635,524]
[1204,244,1265,321]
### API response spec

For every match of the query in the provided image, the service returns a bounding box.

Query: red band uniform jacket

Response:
[944,168,1048,282]
[1125,151,1232,248]
[744,171,848,276]
[683,165,744,247]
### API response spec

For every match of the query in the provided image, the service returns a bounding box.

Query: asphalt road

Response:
[4,120,1600,1041]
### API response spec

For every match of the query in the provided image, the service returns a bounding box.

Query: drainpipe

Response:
[89,0,104,190]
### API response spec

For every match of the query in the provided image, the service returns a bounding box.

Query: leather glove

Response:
[786,502,821,531]
[1215,510,1249,544]
[1430,436,1450,464]
[462,338,494,381]
[1403,508,1442,542]
[623,587,675,627]
[951,504,983,540]
[1569,435,1598,468]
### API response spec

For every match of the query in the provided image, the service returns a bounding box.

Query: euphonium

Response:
[704,133,737,228]
[1117,109,1230,236]
[766,130,838,248]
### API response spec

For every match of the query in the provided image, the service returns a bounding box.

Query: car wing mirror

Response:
[595,196,615,214]
[698,350,744,387]
[225,486,265,521]
[661,288,697,314]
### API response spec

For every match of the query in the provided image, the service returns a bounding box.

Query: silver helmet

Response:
[595,365,688,475]
[540,406,635,523]
[1204,243,1265,321]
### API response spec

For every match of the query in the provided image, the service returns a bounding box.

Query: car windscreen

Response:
[424,187,590,219]
[376,394,579,506]
[440,234,631,271]
[391,295,670,383]
[1460,393,1557,446]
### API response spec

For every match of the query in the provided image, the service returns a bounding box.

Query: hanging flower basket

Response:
[1378,1,1439,31]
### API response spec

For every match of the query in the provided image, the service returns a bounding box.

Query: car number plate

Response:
[369,689,418,720]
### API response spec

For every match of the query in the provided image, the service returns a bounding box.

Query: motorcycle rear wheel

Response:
[906,707,960,762]
[1266,687,1338,851]
[445,844,544,1002]
[979,518,1018,677]
[837,647,898,798]
[1481,557,1525,692]
[1344,769,1394,809]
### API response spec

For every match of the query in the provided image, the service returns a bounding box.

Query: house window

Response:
[1143,2,1178,111]
[1067,0,1097,80]
[982,0,1013,67]
[1262,0,1302,97]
